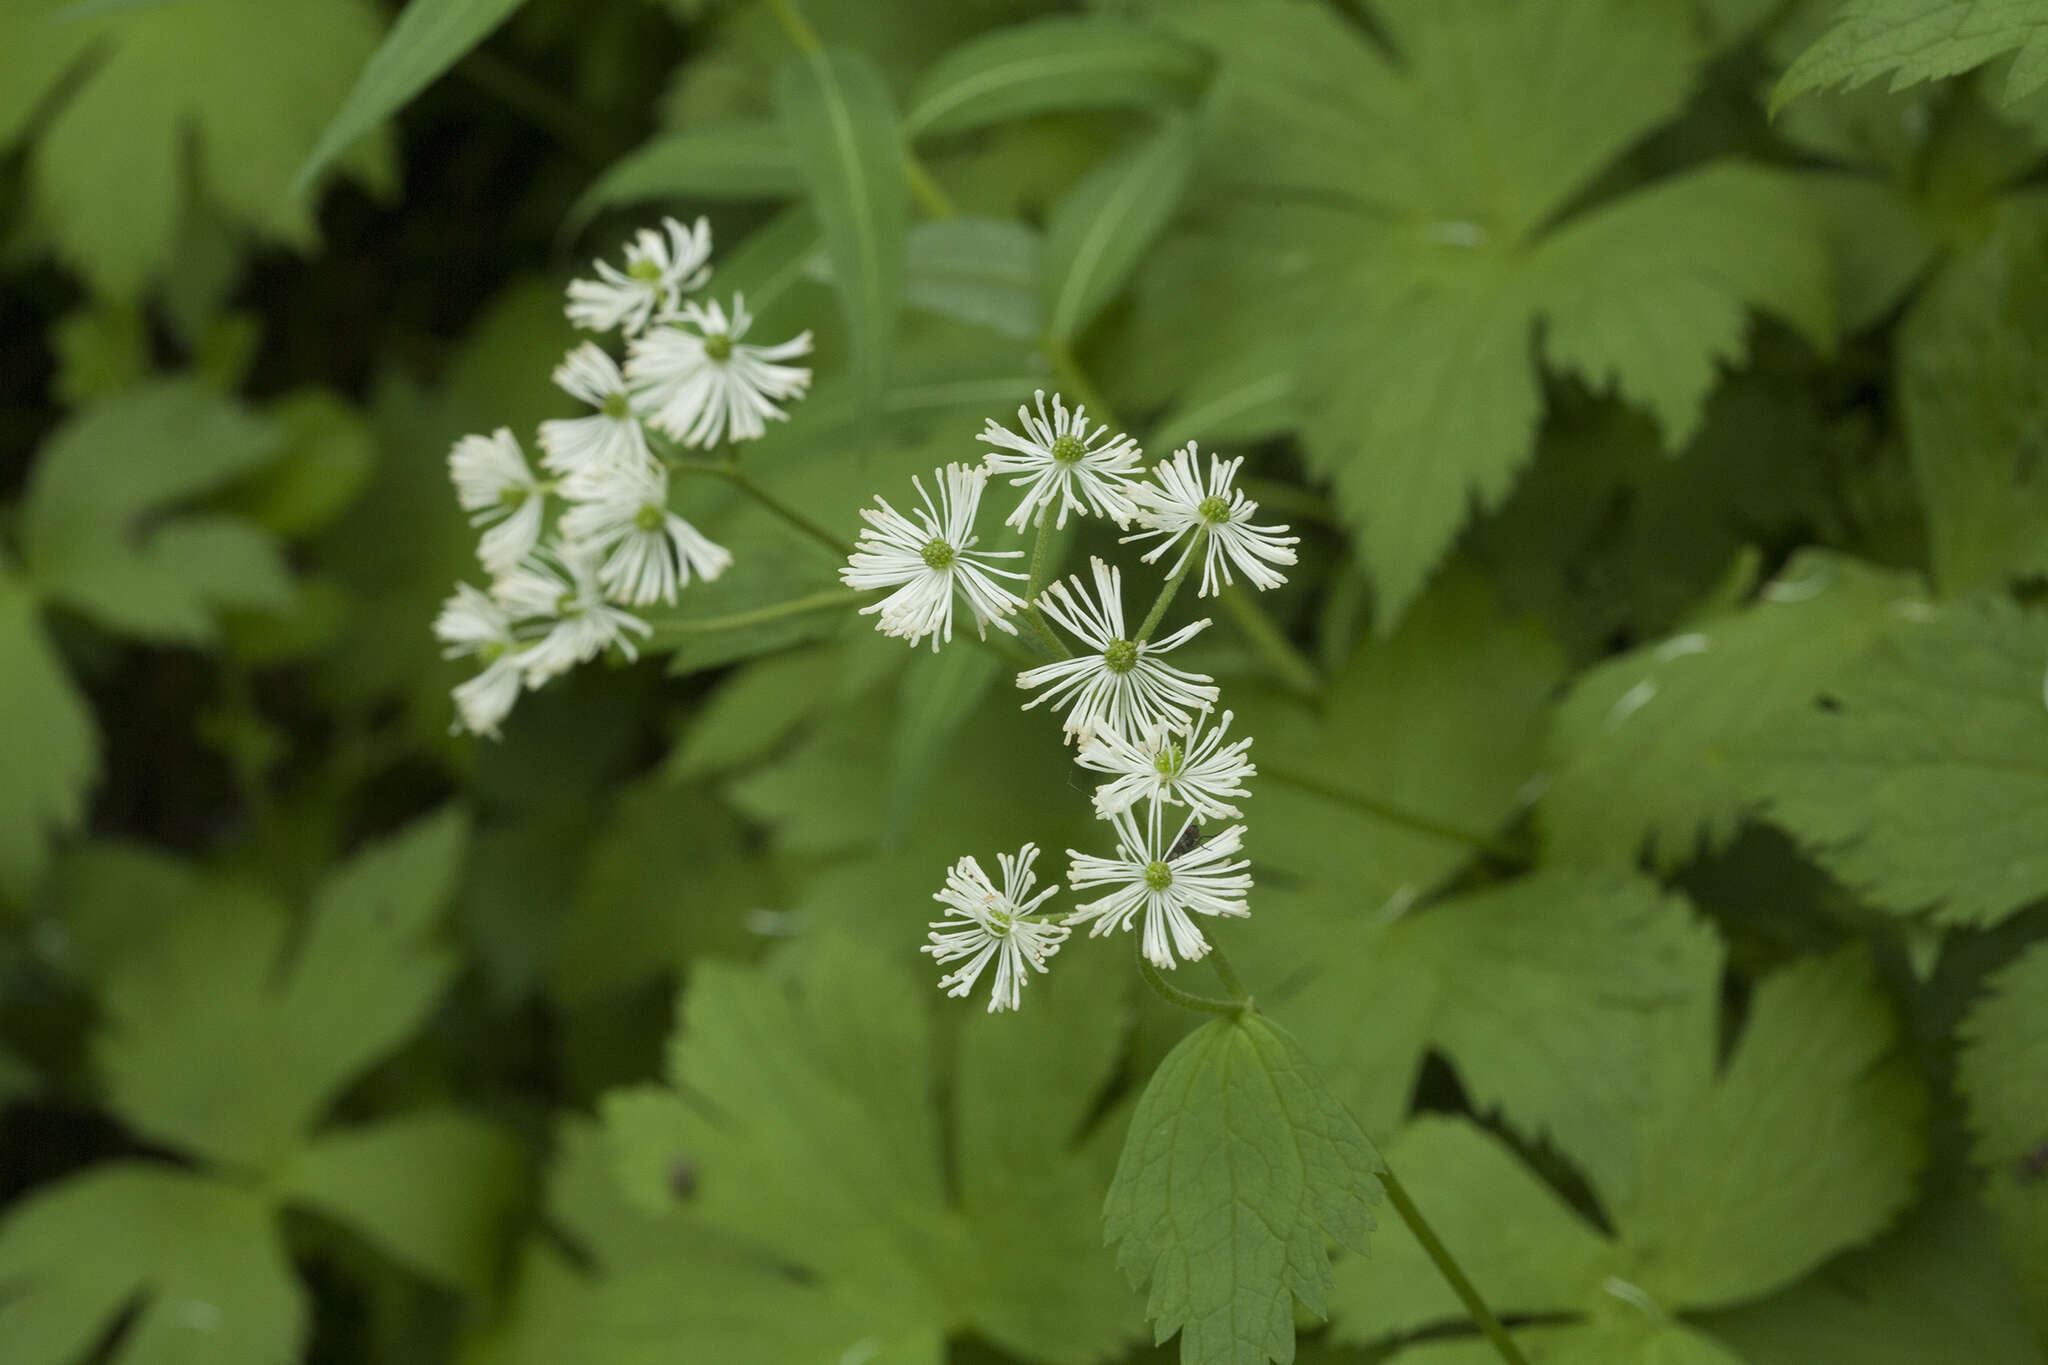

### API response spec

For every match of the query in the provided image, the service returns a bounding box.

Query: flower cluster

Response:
[433,218,814,737]
[848,393,1291,1011]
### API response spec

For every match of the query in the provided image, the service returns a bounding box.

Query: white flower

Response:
[1066,803,1251,968]
[979,389,1142,532]
[539,343,652,483]
[1076,708,1255,820]
[1016,557,1218,741]
[449,429,548,576]
[566,216,713,336]
[840,464,1025,650]
[433,582,526,738]
[627,294,813,448]
[1123,444,1299,597]
[558,461,731,606]
[923,843,1070,1012]
[494,541,652,684]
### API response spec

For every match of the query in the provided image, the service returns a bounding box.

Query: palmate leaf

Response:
[592,937,1141,1365]
[1329,947,1925,1362]
[1163,0,1832,627]
[1775,0,2048,109]
[1957,941,2048,1334]
[0,568,99,904]
[0,0,391,298]
[1742,593,2048,927]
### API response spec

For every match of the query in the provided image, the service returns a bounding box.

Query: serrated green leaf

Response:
[279,1108,525,1294]
[1541,551,1924,870]
[1957,941,2048,1333]
[295,0,530,192]
[905,16,1208,138]
[0,569,99,904]
[1897,209,2048,592]
[21,380,290,643]
[777,47,907,407]
[1105,1011,1383,1365]
[567,122,804,234]
[1741,594,2048,926]
[1042,116,1194,344]
[1775,0,2048,110]
[91,808,470,1168]
[0,1164,301,1365]
[0,0,389,298]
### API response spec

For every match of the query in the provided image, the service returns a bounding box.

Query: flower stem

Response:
[765,0,823,53]
[1218,585,1322,698]
[1381,1166,1532,1365]
[1040,337,1116,423]
[669,457,854,558]
[1258,764,1531,865]
[1204,942,1250,1003]
[654,588,864,637]
[1022,512,1074,660]
[903,152,958,218]
[1135,534,1201,644]
[1135,940,1245,1017]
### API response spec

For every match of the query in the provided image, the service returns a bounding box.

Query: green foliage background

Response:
[0,0,2045,1362]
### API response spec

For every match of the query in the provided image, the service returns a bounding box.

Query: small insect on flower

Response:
[841,464,1026,650]
[1017,557,1219,742]
[558,460,731,606]
[448,428,549,577]
[979,389,1143,532]
[493,539,652,684]
[1124,443,1299,597]
[1067,802,1251,969]
[924,843,1070,1012]
[538,343,653,484]
[566,216,713,337]
[1076,708,1255,820]
[627,294,814,448]
[433,582,525,738]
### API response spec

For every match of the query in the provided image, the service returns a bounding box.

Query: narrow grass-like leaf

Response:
[906,16,1209,138]
[1042,116,1194,345]
[566,123,803,236]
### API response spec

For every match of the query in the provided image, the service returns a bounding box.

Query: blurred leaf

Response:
[21,380,291,643]
[1104,1011,1383,1365]
[295,0,530,191]
[1956,941,2048,1337]
[1042,116,1194,345]
[1776,0,2048,109]
[1541,551,1924,870]
[0,1165,302,1365]
[0,570,99,905]
[93,808,470,1168]
[223,390,378,540]
[884,644,999,846]
[777,46,908,408]
[48,302,149,406]
[1897,208,2048,593]
[568,123,804,233]
[1742,593,2048,927]
[279,1108,525,1294]
[905,15,1209,138]
[0,0,390,298]
[904,217,1043,339]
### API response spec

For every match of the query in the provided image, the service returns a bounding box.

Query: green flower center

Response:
[479,640,507,663]
[986,905,1015,936]
[500,486,529,509]
[635,503,666,533]
[601,391,633,420]
[1103,638,1138,674]
[627,258,665,283]
[1152,743,1184,777]
[1143,861,1174,891]
[1050,432,1088,465]
[1197,494,1231,524]
[921,538,956,570]
[703,332,734,362]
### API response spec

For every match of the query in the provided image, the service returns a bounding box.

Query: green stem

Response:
[1382,1167,1533,1365]
[657,589,864,636]
[455,50,613,166]
[1204,943,1250,1003]
[1218,585,1322,698]
[1136,940,1245,1017]
[765,0,823,53]
[669,457,854,558]
[1040,337,1116,424]
[903,152,958,218]
[1135,534,1201,644]
[1022,512,1074,660]
[1259,765,1530,865]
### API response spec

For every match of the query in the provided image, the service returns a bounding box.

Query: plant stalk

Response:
[1219,585,1322,698]
[1135,534,1200,643]
[1021,512,1074,660]
[669,456,854,559]
[1381,1166,1532,1365]
[1135,940,1245,1017]
[1259,764,1530,865]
